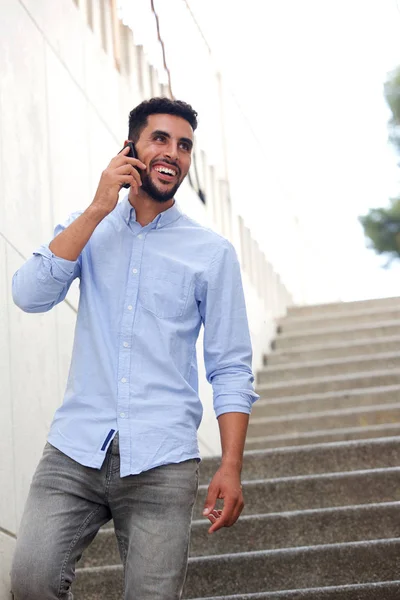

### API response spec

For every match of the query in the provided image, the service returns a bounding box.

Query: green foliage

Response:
[359,67,400,261]
[359,198,400,266]
[384,66,400,154]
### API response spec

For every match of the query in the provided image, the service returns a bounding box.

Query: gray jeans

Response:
[10,433,199,599]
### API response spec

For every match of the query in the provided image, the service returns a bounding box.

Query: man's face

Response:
[133,113,193,203]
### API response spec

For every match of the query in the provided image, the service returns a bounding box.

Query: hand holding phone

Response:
[89,144,146,218]
[118,142,141,189]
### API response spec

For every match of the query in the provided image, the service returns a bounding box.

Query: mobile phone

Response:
[118,141,139,189]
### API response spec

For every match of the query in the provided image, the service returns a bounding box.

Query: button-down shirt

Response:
[12,195,259,476]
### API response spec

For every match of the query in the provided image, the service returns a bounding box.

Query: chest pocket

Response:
[139,265,191,319]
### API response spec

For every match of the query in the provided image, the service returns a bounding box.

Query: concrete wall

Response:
[0,0,293,596]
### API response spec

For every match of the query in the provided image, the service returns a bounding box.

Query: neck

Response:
[128,189,174,227]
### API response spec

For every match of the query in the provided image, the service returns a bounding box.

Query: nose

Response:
[165,140,179,162]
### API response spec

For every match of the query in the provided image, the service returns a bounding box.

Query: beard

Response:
[140,171,183,203]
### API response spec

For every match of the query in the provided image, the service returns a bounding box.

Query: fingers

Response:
[116,164,142,186]
[207,495,244,534]
[230,497,244,526]
[207,509,222,524]
[114,148,146,171]
[119,176,139,194]
[208,496,236,534]
[116,149,146,170]
[115,165,142,194]
[203,484,219,518]
[125,157,146,170]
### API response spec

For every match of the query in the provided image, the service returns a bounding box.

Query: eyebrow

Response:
[152,130,193,149]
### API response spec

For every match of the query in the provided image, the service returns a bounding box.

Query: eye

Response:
[179,141,191,152]
[154,134,166,142]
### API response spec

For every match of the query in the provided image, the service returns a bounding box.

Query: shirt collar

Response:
[118,193,182,229]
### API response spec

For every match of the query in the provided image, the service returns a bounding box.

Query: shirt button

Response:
[123,342,129,348]
[127,305,133,310]
[132,268,138,274]
[138,234,143,239]
[121,377,127,383]
[120,412,126,418]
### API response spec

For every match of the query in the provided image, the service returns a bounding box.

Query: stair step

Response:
[199,436,400,483]
[251,384,400,418]
[256,368,400,398]
[258,351,400,384]
[245,423,400,449]
[73,539,400,598]
[248,403,400,438]
[194,467,400,517]
[189,580,400,599]
[287,296,400,318]
[268,335,400,366]
[79,502,400,568]
[183,539,400,598]
[71,296,400,600]
[274,319,400,350]
[279,307,400,334]
[191,501,400,554]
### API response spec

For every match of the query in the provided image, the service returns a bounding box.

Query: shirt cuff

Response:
[33,244,79,283]
[214,391,259,418]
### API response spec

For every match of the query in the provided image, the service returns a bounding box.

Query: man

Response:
[10,97,259,599]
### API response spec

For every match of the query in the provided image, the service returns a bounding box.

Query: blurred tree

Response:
[359,66,400,261]
[359,198,400,266]
[384,66,400,155]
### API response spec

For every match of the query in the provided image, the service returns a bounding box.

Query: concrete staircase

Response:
[74,296,400,599]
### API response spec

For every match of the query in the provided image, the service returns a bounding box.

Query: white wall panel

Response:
[0,0,52,257]
[20,0,86,90]
[0,240,17,535]
[83,26,121,139]
[44,43,91,225]
[86,105,120,198]
[118,74,142,141]
[6,247,60,526]
[0,531,15,600]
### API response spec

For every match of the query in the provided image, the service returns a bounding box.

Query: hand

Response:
[202,465,244,534]
[90,146,146,217]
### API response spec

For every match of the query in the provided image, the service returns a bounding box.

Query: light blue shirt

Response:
[12,195,259,476]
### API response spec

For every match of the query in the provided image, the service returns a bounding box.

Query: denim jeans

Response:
[10,432,199,599]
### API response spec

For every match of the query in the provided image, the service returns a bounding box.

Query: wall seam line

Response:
[0,526,17,540]
[17,0,121,146]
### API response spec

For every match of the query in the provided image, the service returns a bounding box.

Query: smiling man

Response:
[136,119,191,202]
[10,98,259,600]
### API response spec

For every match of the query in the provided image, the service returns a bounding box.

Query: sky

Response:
[186,0,400,301]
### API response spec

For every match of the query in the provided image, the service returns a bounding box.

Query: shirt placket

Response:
[116,224,151,466]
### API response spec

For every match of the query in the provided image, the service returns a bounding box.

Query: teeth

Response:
[155,166,176,176]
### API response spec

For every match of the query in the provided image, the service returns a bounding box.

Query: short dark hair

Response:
[128,97,198,142]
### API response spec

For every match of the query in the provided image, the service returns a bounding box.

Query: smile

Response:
[154,166,177,177]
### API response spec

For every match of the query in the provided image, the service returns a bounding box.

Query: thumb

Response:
[203,483,219,516]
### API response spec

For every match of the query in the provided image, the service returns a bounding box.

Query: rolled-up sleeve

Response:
[12,211,83,313]
[199,240,260,418]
